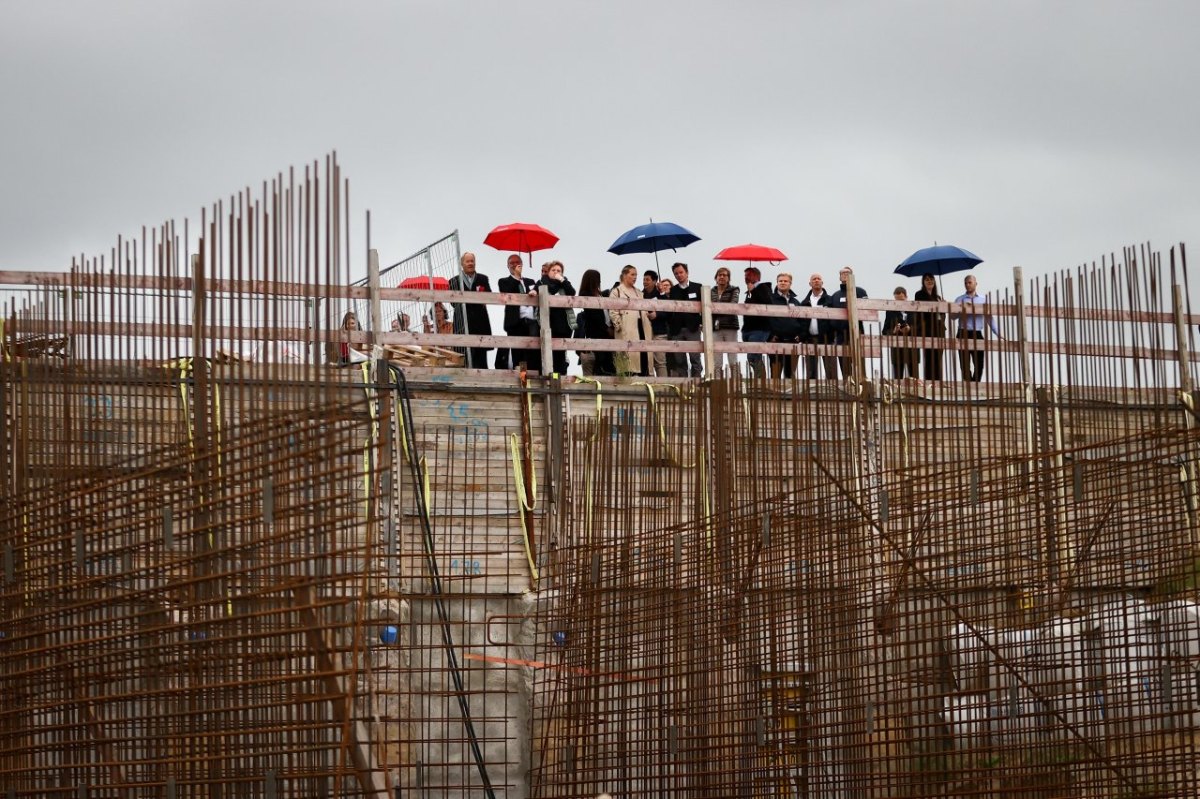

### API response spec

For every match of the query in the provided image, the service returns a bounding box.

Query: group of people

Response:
[342,251,1004,382]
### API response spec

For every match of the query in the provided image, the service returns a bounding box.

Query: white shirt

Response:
[802,290,825,335]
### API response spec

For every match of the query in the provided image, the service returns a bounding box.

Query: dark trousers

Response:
[464,347,491,369]
[550,349,569,376]
[957,330,985,381]
[833,330,854,379]
[804,332,838,379]
[889,336,918,378]
[922,346,943,380]
[743,329,770,378]
[668,328,702,377]
[503,321,541,373]
[769,336,798,378]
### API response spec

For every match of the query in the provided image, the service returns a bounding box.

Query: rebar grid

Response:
[3,152,1199,799]
[532,379,1200,797]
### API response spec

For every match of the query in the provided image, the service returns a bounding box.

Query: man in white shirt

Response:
[953,274,1002,381]
[497,254,540,372]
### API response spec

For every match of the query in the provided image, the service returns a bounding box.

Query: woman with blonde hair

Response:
[610,264,650,376]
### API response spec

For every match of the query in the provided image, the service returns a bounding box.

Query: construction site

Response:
[2,155,1199,798]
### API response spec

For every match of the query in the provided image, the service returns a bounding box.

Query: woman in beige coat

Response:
[610,264,651,376]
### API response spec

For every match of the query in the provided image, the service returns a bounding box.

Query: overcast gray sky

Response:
[2,0,1197,300]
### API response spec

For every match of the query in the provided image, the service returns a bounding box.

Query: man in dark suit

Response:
[667,262,703,378]
[496,254,540,373]
[448,251,493,369]
[829,265,868,379]
[741,267,773,379]
[798,272,837,379]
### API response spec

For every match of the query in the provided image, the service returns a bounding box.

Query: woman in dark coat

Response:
[537,261,576,375]
[913,272,946,381]
[576,269,615,376]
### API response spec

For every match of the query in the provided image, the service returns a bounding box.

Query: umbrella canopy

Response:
[714,243,788,263]
[607,221,700,256]
[484,222,559,254]
[398,275,450,290]
[895,244,982,278]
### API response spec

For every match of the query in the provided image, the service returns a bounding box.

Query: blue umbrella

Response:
[608,221,700,270]
[895,244,983,278]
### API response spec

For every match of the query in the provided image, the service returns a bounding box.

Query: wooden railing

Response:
[4,260,1199,383]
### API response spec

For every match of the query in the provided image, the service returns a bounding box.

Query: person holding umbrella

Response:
[741,267,773,379]
[894,245,983,381]
[496,254,540,373]
[913,272,946,381]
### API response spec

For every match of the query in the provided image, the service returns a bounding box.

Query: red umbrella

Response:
[714,243,788,263]
[484,222,559,259]
[398,275,450,290]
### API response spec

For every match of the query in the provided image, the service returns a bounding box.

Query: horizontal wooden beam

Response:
[5,269,1197,326]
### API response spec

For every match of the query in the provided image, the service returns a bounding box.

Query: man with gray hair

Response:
[448,251,493,369]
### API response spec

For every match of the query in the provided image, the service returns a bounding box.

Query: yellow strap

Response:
[574,376,604,441]
[0,317,6,362]
[165,357,195,450]
[631,381,696,468]
[511,434,541,582]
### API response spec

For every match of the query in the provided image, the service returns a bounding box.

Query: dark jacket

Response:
[449,272,493,336]
[644,288,669,335]
[497,273,536,333]
[537,275,576,338]
[577,289,612,341]
[769,288,804,341]
[797,289,833,340]
[742,282,774,333]
[883,308,916,336]
[913,287,946,337]
[711,285,741,331]
[829,283,868,335]
[667,281,702,334]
